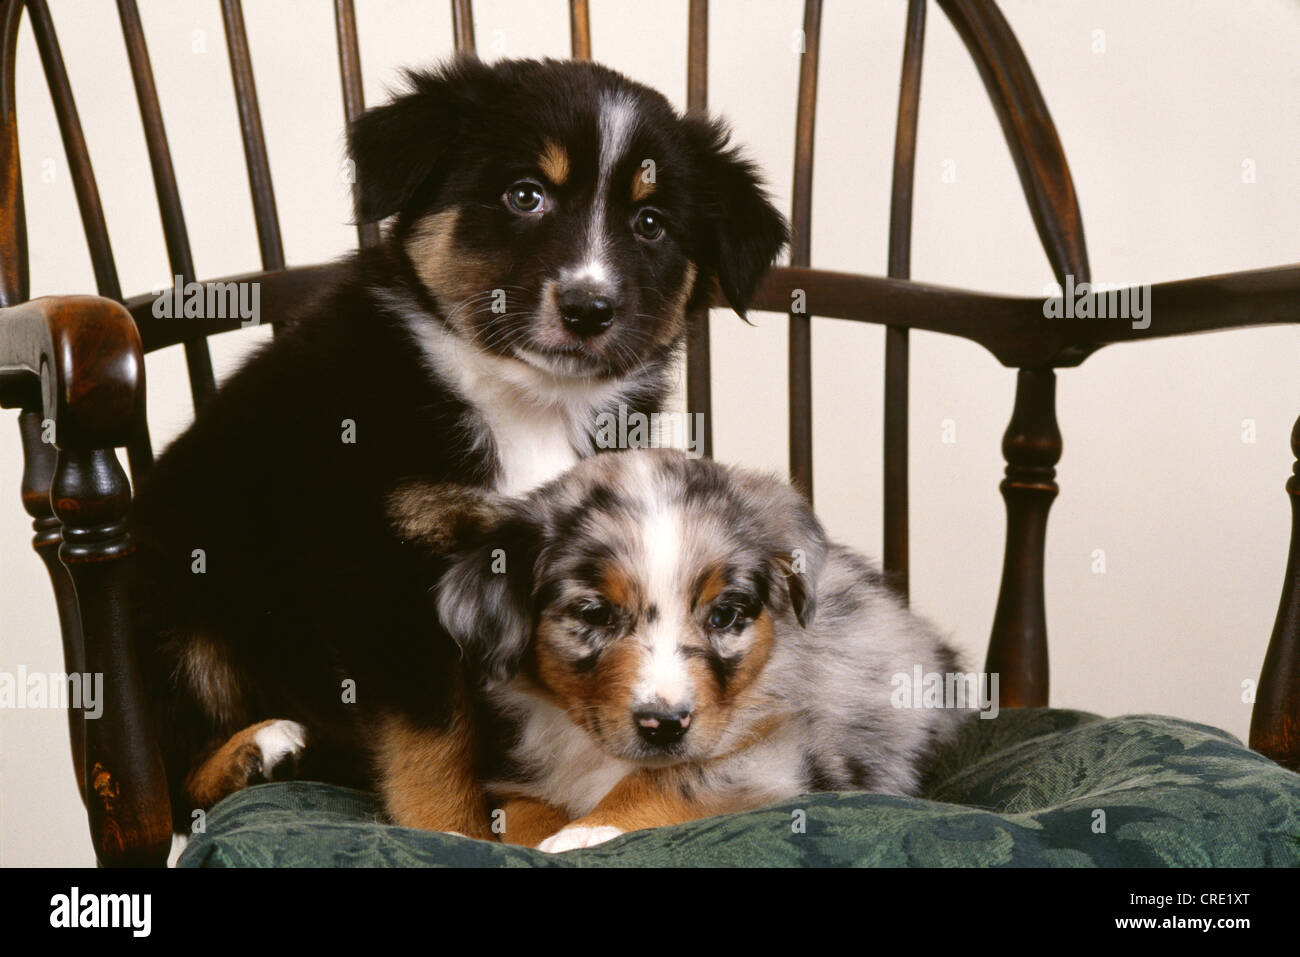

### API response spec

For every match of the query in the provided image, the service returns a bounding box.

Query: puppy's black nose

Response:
[558,287,616,338]
[634,709,692,747]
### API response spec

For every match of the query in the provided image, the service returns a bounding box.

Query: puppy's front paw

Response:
[537,825,623,853]
[187,718,309,809]
[252,719,307,781]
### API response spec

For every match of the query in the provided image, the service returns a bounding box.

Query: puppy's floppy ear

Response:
[730,466,825,628]
[684,114,790,318]
[777,510,825,628]
[435,509,540,684]
[783,555,819,628]
[347,56,494,224]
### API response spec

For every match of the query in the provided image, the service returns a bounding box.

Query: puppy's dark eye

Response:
[505,181,547,214]
[708,604,742,631]
[632,207,665,241]
[577,601,613,628]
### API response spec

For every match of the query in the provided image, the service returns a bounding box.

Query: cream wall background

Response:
[2,0,1297,866]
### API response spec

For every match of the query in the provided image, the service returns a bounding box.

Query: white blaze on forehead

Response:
[598,90,638,185]
[577,91,639,287]
[633,499,692,710]
[560,260,610,287]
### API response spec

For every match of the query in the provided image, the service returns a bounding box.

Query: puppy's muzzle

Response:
[558,284,617,338]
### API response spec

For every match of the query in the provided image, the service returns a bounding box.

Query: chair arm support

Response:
[1,294,170,866]
[1251,416,1300,772]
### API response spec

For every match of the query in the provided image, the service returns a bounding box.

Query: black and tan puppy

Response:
[391,449,972,851]
[130,55,787,836]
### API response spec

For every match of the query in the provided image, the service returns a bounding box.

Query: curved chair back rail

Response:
[1,0,1298,866]
[116,261,1300,370]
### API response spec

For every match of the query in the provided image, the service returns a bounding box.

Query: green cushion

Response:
[176,709,1300,867]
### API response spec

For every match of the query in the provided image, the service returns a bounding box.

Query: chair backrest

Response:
[0,0,1086,629]
[4,0,1298,866]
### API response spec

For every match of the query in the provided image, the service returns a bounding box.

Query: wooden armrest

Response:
[749,264,1300,368]
[0,294,143,445]
[122,263,341,353]
[0,294,169,866]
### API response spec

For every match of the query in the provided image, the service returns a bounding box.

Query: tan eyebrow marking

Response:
[538,139,570,186]
[691,563,728,610]
[631,164,656,202]
[601,560,643,610]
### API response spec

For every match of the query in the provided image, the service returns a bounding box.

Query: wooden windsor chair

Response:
[2,0,1298,867]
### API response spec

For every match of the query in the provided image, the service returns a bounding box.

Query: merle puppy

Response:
[388,449,972,851]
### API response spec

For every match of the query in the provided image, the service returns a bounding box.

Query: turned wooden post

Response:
[985,368,1060,706]
[51,444,170,866]
[1250,414,1300,770]
[17,410,86,800]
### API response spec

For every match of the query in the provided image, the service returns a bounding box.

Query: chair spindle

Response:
[569,0,591,61]
[333,0,380,249]
[0,0,27,307]
[220,0,286,275]
[787,0,821,501]
[27,0,123,301]
[683,0,711,458]
[116,0,217,410]
[451,0,476,55]
[883,0,926,602]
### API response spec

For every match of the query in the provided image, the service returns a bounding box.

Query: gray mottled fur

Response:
[425,448,975,818]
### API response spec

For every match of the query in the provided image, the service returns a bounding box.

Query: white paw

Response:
[537,825,624,853]
[167,833,189,868]
[253,719,307,777]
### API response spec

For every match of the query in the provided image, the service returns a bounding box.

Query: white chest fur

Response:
[489,685,633,816]
[465,379,584,497]
[406,318,625,496]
